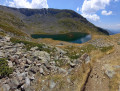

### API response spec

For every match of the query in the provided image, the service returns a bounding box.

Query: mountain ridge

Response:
[0,5,109,38]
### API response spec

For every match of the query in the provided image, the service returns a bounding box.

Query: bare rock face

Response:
[103,64,115,78]
[81,53,91,64]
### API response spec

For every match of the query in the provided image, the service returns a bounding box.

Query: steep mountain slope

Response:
[0,5,109,38]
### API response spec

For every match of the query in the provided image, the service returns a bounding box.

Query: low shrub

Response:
[0,58,13,78]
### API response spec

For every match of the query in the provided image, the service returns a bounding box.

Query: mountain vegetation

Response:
[0,5,109,38]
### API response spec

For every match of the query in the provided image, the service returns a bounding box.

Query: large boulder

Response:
[103,64,115,78]
[33,51,50,62]
[81,53,91,64]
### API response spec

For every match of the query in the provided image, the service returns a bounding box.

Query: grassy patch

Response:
[54,60,65,67]
[99,46,113,52]
[80,44,97,54]
[58,18,78,29]
[66,44,97,59]
[10,38,52,53]
[0,58,13,78]
[0,31,6,36]
[0,23,26,36]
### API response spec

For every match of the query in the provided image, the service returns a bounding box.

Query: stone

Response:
[49,80,56,89]
[29,74,35,80]
[30,46,38,51]
[103,64,115,78]
[40,67,44,74]
[17,72,27,81]
[70,62,76,68]
[33,51,50,61]
[7,61,13,68]
[0,84,10,91]
[26,59,32,65]
[0,51,5,58]
[56,47,67,54]
[81,53,90,64]
[4,36,11,41]
[25,77,30,86]
[58,68,68,75]
[29,67,37,74]
[10,77,20,89]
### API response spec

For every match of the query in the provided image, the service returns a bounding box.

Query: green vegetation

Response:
[10,38,53,53]
[99,46,113,52]
[0,58,13,78]
[0,23,26,36]
[0,10,26,36]
[54,60,65,67]
[55,12,72,18]
[58,18,78,29]
[10,37,44,50]
[0,31,6,36]
[66,44,97,59]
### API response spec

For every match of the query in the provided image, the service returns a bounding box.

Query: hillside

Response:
[0,5,109,38]
[2,5,120,91]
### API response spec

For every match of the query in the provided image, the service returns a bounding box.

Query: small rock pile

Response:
[89,38,113,47]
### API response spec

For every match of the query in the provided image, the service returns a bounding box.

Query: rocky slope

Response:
[0,35,92,91]
[0,32,120,91]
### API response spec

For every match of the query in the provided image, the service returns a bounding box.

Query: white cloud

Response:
[101,10,112,15]
[81,0,111,21]
[114,0,119,2]
[77,7,80,12]
[82,13,100,21]
[8,0,48,9]
[100,24,120,30]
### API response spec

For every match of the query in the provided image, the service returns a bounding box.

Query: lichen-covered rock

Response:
[103,64,115,78]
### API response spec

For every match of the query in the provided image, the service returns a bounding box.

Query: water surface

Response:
[31,32,91,44]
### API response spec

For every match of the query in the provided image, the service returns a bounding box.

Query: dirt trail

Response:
[84,42,120,91]
[84,61,109,91]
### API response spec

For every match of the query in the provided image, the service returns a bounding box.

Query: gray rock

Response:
[70,62,76,68]
[103,64,115,78]
[4,36,11,41]
[17,72,27,81]
[0,51,5,58]
[105,70,115,78]
[56,47,67,54]
[30,46,38,51]
[10,77,20,89]
[40,67,44,74]
[113,65,120,69]
[58,68,68,75]
[49,80,56,89]
[33,51,50,61]
[26,59,32,65]
[7,61,13,68]
[25,77,30,86]
[29,74,35,80]
[0,84,10,91]
[81,53,90,64]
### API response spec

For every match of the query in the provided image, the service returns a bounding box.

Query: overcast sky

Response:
[0,0,120,31]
